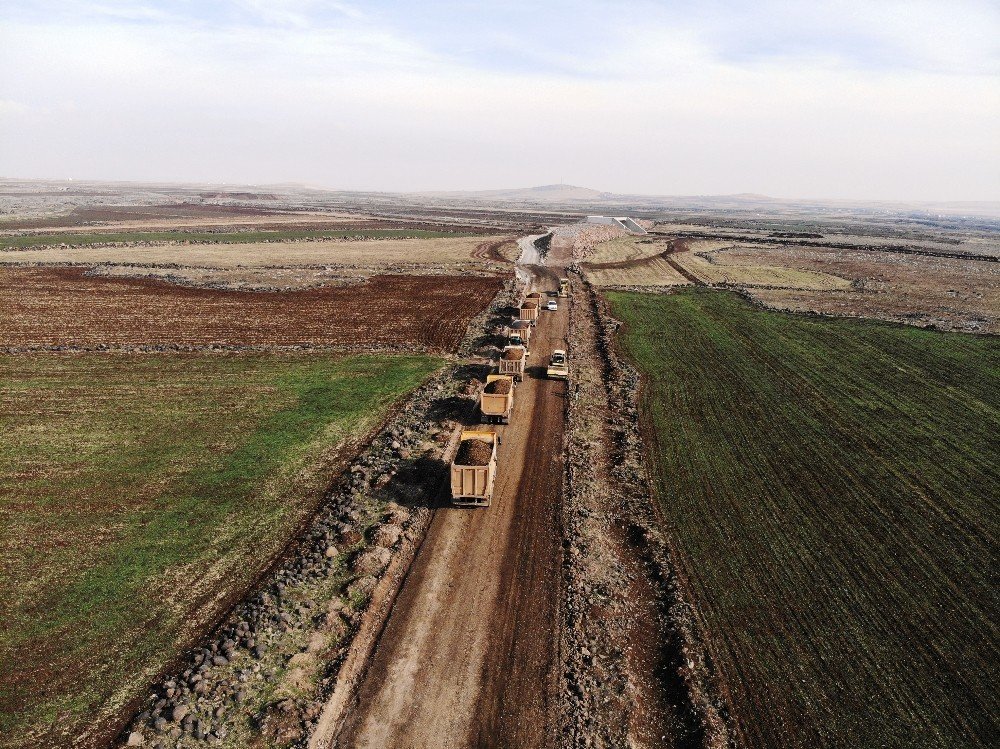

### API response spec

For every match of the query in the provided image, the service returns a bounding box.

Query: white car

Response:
[546,300,558,311]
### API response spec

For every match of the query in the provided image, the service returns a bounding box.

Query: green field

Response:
[0,228,472,249]
[0,352,441,746]
[609,289,999,748]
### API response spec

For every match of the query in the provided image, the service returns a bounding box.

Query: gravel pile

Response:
[455,438,493,466]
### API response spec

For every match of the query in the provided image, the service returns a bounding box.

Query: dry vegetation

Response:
[0,267,502,351]
[0,235,495,268]
[722,244,1000,333]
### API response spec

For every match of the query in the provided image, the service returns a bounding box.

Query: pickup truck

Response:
[546,349,569,380]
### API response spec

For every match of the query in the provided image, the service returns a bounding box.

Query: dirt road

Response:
[311,260,567,748]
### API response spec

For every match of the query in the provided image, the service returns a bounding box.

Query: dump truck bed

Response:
[498,345,527,381]
[480,374,515,424]
[451,429,498,506]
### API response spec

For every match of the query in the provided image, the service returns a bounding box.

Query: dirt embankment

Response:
[559,276,733,749]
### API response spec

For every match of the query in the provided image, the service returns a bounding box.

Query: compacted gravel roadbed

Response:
[311,274,568,749]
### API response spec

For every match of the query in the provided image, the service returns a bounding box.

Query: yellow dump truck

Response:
[547,349,569,380]
[519,301,539,326]
[498,345,527,381]
[506,319,532,349]
[480,374,515,424]
[558,277,570,297]
[451,429,498,507]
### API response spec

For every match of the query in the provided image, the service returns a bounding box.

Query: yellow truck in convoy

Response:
[547,349,569,380]
[480,374,515,424]
[506,319,532,349]
[498,345,527,382]
[451,429,498,507]
[519,301,539,326]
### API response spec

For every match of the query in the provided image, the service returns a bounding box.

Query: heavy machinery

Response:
[546,349,569,380]
[558,277,570,297]
[451,429,498,506]
[479,374,515,424]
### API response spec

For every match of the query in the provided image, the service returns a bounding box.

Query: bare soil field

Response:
[0,268,502,351]
[721,244,1000,333]
[671,243,851,290]
[585,255,692,287]
[587,225,996,332]
[0,235,496,268]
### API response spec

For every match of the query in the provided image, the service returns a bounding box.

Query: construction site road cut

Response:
[309,244,569,749]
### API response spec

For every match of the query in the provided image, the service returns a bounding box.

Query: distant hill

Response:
[418,184,616,204]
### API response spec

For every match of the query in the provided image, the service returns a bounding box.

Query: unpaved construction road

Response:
[311,249,568,748]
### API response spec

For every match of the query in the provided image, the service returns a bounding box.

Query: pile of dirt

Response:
[510,320,529,330]
[521,302,537,310]
[502,347,525,360]
[456,438,493,466]
[484,379,512,395]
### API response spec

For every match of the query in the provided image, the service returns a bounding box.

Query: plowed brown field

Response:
[0,267,501,351]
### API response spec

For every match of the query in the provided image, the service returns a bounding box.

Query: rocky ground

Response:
[114,281,519,749]
[558,274,732,749]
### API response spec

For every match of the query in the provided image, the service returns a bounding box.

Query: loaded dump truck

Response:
[547,349,569,380]
[498,345,527,381]
[519,301,539,326]
[480,374,515,424]
[451,429,498,506]
[506,319,532,348]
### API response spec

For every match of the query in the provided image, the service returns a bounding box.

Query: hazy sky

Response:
[1,0,998,200]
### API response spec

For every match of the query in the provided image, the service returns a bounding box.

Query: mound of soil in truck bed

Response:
[502,347,525,360]
[456,438,494,466]
[520,302,537,310]
[484,379,512,395]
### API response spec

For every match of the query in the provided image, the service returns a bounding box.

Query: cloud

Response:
[0,0,997,199]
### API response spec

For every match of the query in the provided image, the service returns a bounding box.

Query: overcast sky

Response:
[1,0,998,200]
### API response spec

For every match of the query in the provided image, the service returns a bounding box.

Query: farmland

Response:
[0,228,475,249]
[610,288,999,748]
[0,234,498,268]
[0,268,502,351]
[0,352,443,747]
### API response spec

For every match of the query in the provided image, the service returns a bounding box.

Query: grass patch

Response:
[0,228,473,249]
[609,288,999,749]
[0,352,442,747]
